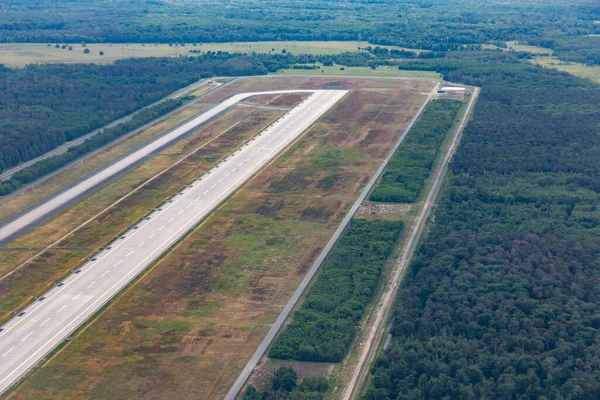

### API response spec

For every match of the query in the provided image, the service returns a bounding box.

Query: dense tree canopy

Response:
[244,368,329,400]
[270,219,403,363]
[0,0,598,60]
[363,52,600,399]
[370,99,461,203]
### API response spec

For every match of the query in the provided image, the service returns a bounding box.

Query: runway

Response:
[0,89,328,247]
[0,89,348,395]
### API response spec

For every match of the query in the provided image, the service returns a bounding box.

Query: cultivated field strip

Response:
[0,89,348,395]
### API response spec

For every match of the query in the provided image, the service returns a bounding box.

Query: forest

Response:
[363,52,600,399]
[0,52,295,175]
[536,36,600,66]
[269,219,403,363]
[369,99,461,203]
[0,0,597,56]
[0,98,185,196]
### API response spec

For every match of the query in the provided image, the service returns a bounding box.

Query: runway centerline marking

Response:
[21,332,34,342]
[2,347,14,357]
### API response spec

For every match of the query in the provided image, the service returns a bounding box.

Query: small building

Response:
[441,86,466,93]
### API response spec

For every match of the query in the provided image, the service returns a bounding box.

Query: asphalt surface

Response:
[0,89,322,247]
[224,82,439,400]
[0,89,347,395]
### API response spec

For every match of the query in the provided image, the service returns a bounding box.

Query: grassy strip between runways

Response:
[269,219,403,363]
[369,99,461,203]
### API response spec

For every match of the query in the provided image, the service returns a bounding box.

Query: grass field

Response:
[8,77,435,399]
[501,41,600,83]
[0,41,418,67]
[532,56,600,83]
[277,63,441,79]
[506,41,552,54]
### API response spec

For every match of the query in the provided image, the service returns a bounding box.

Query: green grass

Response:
[532,56,600,83]
[224,216,318,271]
[0,41,418,67]
[501,41,600,83]
[276,63,441,78]
[506,41,552,54]
[312,147,364,171]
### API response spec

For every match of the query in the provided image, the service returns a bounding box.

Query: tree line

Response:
[0,0,596,63]
[269,219,403,363]
[363,51,600,399]
[0,98,185,196]
[369,99,461,203]
[243,367,330,400]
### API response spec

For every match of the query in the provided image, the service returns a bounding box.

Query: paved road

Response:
[0,79,213,182]
[0,89,348,395]
[224,82,439,400]
[0,89,323,247]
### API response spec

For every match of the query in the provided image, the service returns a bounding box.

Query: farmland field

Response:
[531,56,600,83]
